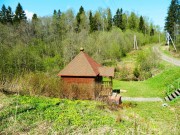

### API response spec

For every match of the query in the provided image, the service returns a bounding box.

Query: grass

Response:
[159,45,180,59]
[123,101,180,134]
[114,43,179,98]
[0,93,179,134]
[113,66,180,97]
[0,94,122,134]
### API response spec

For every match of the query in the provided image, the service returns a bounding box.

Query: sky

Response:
[0,0,172,29]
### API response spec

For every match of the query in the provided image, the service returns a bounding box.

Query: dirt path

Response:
[153,45,180,66]
[122,97,163,102]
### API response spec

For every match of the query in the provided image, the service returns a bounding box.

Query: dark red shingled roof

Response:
[99,67,114,77]
[58,51,101,76]
[58,50,114,77]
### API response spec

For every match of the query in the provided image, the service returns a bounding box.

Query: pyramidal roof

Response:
[58,51,102,77]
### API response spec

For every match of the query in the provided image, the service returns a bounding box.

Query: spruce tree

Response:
[113,8,121,28]
[119,8,124,30]
[76,6,85,31]
[165,0,179,38]
[14,3,27,23]
[89,11,93,32]
[150,28,155,36]
[32,13,38,21]
[139,16,145,34]
[57,9,61,18]
[107,8,112,31]
[6,6,13,24]
[0,5,7,24]
[113,8,124,30]
[93,13,99,31]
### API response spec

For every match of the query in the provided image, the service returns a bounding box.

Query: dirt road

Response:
[153,46,180,66]
[122,97,163,102]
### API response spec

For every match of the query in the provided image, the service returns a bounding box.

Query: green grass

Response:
[123,101,180,134]
[113,67,180,97]
[0,93,179,134]
[159,45,180,59]
[0,94,125,134]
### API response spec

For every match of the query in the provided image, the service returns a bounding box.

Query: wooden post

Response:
[169,34,177,52]
[134,35,138,50]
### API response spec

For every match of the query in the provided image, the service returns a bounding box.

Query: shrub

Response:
[133,67,140,79]
[18,72,63,98]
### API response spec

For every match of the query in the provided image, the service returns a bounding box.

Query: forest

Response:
[0,3,162,80]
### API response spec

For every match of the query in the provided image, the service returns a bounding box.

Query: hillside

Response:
[0,93,179,134]
[114,66,180,97]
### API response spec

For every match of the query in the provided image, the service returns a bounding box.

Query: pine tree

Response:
[14,3,27,23]
[32,13,38,21]
[57,9,61,19]
[113,8,121,28]
[139,16,145,34]
[53,10,57,16]
[0,5,7,24]
[119,8,125,30]
[31,13,39,36]
[165,0,179,38]
[6,6,13,24]
[150,28,155,36]
[89,11,99,32]
[107,8,112,31]
[93,12,99,31]
[89,11,93,32]
[76,6,85,32]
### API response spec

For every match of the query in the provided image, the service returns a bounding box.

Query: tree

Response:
[6,6,13,24]
[139,16,145,34]
[0,5,7,24]
[89,11,93,32]
[14,3,27,23]
[107,8,112,31]
[76,6,85,32]
[31,13,39,36]
[128,12,138,30]
[121,13,128,31]
[57,9,61,18]
[53,10,57,16]
[165,0,179,38]
[113,8,122,29]
[150,28,155,36]
[89,11,101,32]
[32,13,38,21]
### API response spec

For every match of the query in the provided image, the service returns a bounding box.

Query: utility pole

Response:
[166,31,177,52]
[134,35,138,50]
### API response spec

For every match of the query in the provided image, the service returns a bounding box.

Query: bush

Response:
[18,72,63,98]
[133,67,140,79]
[136,50,159,80]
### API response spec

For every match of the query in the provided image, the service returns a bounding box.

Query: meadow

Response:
[0,92,179,134]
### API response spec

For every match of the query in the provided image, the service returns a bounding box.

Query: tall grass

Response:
[8,72,63,98]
